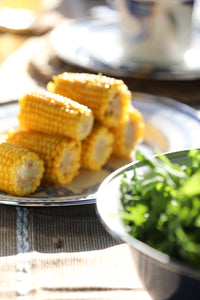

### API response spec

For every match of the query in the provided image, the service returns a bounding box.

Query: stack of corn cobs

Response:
[0,73,145,197]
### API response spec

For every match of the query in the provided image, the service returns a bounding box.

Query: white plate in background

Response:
[50,20,200,80]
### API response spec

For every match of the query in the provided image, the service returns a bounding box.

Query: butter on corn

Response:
[18,89,94,141]
[0,141,44,196]
[81,122,114,171]
[47,72,131,128]
[111,106,145,158]
[5,130,81,186]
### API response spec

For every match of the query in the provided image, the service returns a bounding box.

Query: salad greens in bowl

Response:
[96,149,200,300]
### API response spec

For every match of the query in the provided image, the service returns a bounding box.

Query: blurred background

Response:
[0,0,200,105]
[0,0,108,101]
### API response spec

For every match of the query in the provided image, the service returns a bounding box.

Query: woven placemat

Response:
[0,204,151,300]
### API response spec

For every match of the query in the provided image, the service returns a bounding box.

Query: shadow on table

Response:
[29,204,121,254]
[0,203,121,257]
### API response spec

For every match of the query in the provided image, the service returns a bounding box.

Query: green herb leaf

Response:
[180,170,200,197]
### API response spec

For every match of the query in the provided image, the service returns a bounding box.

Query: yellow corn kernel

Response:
[5,130,81,185]
[111,106,145,158]
[47,72,131,128]
[18,89,94,141]
[81,122,114,170]
[0,141,44,196]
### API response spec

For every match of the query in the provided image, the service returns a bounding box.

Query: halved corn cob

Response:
[18,89,94,141]
[81,122,114,171]
[47,72,131,128]
[4,130,81,185]
[111,105,145,158]
[0,141,44,196]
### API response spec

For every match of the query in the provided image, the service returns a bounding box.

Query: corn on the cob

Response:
[0,141,44,196]
[111,106,145,158]
[81,122,114,170]
[47,72,131,128]
[18,90,94,141]
[4,130,81,186]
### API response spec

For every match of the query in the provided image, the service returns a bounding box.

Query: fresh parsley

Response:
[120,149,200,268]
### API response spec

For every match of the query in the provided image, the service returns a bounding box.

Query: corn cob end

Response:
[111,106,145,158]
[0,142,44,196]
[81,123,114,171]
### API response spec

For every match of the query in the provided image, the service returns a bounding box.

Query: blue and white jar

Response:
[113,0,194,66]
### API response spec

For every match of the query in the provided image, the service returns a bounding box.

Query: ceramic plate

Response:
[0,93,200,206]
[50,19,200,80]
